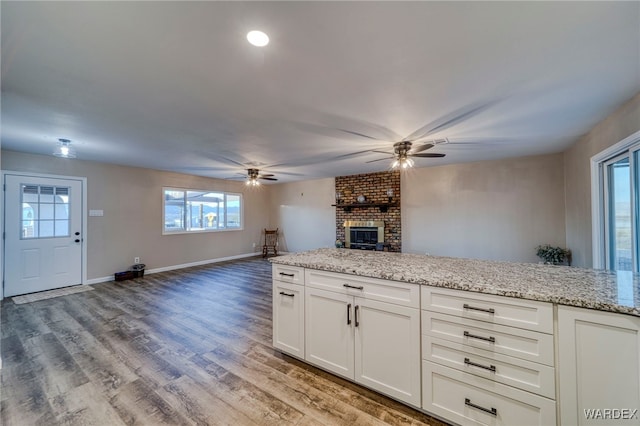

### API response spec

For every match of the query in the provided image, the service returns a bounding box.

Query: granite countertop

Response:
[270,248,640,317]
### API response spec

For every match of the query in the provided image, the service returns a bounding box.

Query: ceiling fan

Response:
[228,168,278,186]
[366,140,446,169]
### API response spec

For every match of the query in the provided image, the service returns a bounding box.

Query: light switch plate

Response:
[89,209,104,217]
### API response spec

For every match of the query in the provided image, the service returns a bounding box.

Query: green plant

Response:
[536,244,571,265]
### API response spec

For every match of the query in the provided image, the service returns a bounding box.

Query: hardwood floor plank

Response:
[21,333,90,398]
[48,381,127,426]
[157,375,259,426]
[109,379,192,426]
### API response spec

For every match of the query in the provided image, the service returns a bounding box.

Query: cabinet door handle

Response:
[354,305,360,327]
[465,398,497,416]
[463,303,495,314]
[279,291,295,297]
[343,284,364,290]
[463,331,495,343]
[464,357,496,372]
[279,272,295,277]
[347,303,352,325]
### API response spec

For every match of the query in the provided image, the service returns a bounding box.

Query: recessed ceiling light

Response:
[247,30,269,47]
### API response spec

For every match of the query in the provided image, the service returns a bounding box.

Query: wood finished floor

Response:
[1,257,449,426]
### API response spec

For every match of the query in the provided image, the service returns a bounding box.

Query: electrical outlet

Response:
[252,242,256,248]
[134,257,140,264]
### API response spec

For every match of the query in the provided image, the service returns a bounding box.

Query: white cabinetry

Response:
[558,306,640,426]
[304,269,421,407]
[272,265,305,359]
[422,287,556,426]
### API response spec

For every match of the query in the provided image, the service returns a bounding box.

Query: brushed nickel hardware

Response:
[355,305,360,327]
[347,303,352,325]
[463,330,496,343]
[279,292,294,297]
[463,303,495,314]
[343,284,364,290]
[465,398,497,416]
[279,272,295,277]
[464,357,496,372]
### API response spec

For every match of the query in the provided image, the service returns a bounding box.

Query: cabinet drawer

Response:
[422,361,556,426]
[422,312,554,366]
[422,336,555,399]
[422,287,553,334]
[272,264,305,285]
[305,269,419,308]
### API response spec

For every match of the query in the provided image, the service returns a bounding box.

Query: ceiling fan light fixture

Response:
[247,30,269,47]
[391,156,413,170]
[53,138,77,158]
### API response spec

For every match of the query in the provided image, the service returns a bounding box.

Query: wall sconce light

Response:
[387,188,394,203]
[335,191,343,204]
[53,138,77,158]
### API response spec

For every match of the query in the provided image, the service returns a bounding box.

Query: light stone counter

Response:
[270,248,640,317]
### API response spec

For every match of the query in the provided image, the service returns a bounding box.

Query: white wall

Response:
[268,177,335,253]
[2,150,271,281]
[402,153,566,262]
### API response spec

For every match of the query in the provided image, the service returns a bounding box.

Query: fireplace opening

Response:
[344,220,384,250]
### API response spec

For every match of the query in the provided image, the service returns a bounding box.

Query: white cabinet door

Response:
[355,298,421,407]
[305,287,355,379]
[273,281,305,359]
[558,306,640,426]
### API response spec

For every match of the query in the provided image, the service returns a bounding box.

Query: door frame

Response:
[2,170,88,300]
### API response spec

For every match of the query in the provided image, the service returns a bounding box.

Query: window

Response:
[593,130,640,270]
[163,188,242,234]
[21,184,70,239]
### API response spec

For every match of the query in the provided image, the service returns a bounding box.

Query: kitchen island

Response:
[270,248,640,426]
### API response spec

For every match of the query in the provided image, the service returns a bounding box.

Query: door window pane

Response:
[40,220,54,238]
[55,220,69,237]
[40,203,54,220]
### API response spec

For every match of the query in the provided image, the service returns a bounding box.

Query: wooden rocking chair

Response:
[262,228,279,258]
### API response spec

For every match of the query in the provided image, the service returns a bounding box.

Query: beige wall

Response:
[564,92,640,267]
[403,153,566,262]
[2,150,271,280]
[268,177,335,252]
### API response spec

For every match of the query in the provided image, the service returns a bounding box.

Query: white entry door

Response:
[4,174,83,297]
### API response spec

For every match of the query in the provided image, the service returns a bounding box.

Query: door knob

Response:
[75,232,80,236]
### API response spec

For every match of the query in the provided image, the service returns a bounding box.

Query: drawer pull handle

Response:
[279,292,295,297]
[279,272,295,277]
[347,303,352,325]
[343,284,364,290]
[464,331,496,343]
[463,303,495,314]
[464,357,496,372]
[465,398,497,416]
[355,305,360,327]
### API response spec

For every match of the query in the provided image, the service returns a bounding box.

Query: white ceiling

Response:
[2,1,639,183]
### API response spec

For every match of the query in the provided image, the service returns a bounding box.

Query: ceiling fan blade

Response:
[337,129,387,141]
[259,173,275,177]
[260,177,278,181]
[225,176,247,180]
[365,157,395,163]
[371,150,394,155]
[410,153,446,158]
[410,143,434,153]
[404,99,501,142]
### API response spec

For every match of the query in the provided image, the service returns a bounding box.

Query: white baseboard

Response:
[84,251,262,285]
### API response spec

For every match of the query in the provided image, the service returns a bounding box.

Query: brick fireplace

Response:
[335,170,401,252]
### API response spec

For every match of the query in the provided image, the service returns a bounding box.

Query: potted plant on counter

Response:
[536,244,572,266]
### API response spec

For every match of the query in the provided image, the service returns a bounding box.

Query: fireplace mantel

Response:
[331,201,398,213]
